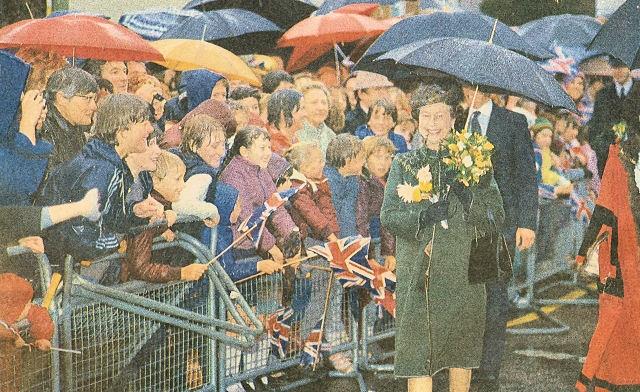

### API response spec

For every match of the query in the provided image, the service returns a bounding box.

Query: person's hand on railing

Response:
[33,339,51,352]
[268,245,285,265]
[203,214,220,228]
[18,236,44,254]
[180,263,209,281]
[164,210,177,227]
[161,229,176,242]
[257,259,284,275]
[133,196,164,219]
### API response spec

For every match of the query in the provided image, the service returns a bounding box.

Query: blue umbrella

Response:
[517,14,602,51]
[316,0,397,15]
[589,0,640,68]
[358,12,553,66]
[47,10,110,19]
[183,0,317,29]
[160,9,281,54]
[118,9,202,41]
[372,37,576,111]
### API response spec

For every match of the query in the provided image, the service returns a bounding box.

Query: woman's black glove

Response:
[280,229,302,259]
[451,181,473,216]
[419,200,450,228]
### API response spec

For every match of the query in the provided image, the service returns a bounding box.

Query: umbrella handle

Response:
[334,43,341,86]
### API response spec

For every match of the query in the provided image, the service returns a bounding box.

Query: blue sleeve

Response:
[216,227,258,281]
[0,133,52,205]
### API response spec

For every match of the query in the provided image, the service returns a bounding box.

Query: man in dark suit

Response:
[459,86,538,392]
[588,57,640,176]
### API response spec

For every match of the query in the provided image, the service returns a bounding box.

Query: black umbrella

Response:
[183,0,317,29]
[589,0,640,68]
[160,9,281,54]
[517,14,602,50]
[358,12,553,66]
[370,37,576,111]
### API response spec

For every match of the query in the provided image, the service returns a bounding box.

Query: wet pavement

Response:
[287,284,598,392]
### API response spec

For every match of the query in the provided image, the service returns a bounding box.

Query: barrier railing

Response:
[1,247,61,392]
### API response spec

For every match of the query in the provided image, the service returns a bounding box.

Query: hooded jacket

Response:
[39,138,136,261]
[214,183,258,281]
[163,70,226,124]
[170,147,219,202]
[0,51,52,206]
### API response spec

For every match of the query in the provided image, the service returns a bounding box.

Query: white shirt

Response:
[471,99,493,136]
[615,78,633,98]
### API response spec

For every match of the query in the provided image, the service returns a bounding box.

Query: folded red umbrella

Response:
[0,14,164,61]
[277,13,389,48]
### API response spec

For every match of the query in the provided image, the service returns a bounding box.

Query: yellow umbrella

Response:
[150,39,261,86]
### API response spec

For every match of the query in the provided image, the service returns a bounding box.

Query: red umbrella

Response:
[0,14,164,61]
[277,13,389,48]
[333,4,380,16]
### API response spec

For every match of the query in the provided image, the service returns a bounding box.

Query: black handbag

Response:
[468,213,513,285]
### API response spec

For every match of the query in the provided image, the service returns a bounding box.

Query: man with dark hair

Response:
[266,89,306,154]
[229,85,261,117]
[41,67,98,169]
[262,70,294,94]
[458,85,538,392]
[588,56,640,176]
[39,94,158,262]
[82,60,128,93]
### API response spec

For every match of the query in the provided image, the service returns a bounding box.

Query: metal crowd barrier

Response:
[55,226,262,392]
[507,191,597,335]
[1,247,61,392]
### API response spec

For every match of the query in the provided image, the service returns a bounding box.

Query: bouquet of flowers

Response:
[396,164,438,204]
[612,121,627,144]
[442,130,494,186]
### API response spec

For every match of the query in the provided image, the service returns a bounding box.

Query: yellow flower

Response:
[448,143,459,153]
[483,141,494,151]
[418,181,433,193]
[412,187,422,202]
[457,132,468,142]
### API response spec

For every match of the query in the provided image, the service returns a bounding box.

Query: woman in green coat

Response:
[381,83,505,392]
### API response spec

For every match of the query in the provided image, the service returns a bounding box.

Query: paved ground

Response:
[285,283,599,392]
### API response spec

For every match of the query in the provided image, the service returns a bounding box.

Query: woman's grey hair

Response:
[326,134,362,169]
[45,67,98,101]
[410,82,462,120]
[268,89,303,129]
[283,142,321,171]
[93,94,151,146]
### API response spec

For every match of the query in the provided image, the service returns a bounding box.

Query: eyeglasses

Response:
[75,94,98,103]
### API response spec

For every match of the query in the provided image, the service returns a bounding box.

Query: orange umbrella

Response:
[0,14,163,61]
[277,13,389,48]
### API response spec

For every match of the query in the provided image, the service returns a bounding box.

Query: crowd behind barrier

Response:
[1,192,593,392]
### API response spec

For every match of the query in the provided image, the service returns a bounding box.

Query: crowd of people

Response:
[0,37,639,392]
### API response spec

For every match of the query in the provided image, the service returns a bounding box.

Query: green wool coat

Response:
[380,147,505,378]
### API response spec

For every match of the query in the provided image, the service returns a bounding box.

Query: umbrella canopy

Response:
[118,8,202,40]
[371,37,576,111]
[517,14,602,51]
[420,0,460,11]
[278,13,389,48]
[160,9,281,54]
[588,0,640,68]
[183,0,317,29]
[0,14,164,61]
[316,0,396,15]
[359,12,553,65]
[150,39,260,86]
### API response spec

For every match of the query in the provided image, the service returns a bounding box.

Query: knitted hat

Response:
[0,273,33,324]
[26,305,54,341]
[530,117,554,137]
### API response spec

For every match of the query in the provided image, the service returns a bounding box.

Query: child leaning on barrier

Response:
[283,142,340,243]
[214,183,283,281]
[531,117,573,196]
[119,151,209,283]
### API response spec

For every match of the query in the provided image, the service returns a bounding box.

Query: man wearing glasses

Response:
[41,67,98,170]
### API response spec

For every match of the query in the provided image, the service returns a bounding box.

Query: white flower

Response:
[457,141,466,151]
[416,165,432,184]
[462,154,473,168]
[397,182,415,203]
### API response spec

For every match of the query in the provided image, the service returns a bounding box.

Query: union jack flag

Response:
[307,236,372,288]
[308,236,397,317]
[299,320,329,367]
[541,46,577,75]
[568,191,593,224]
[538,184,557,200]
[238,184,305,247]
[267,306,293,359]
